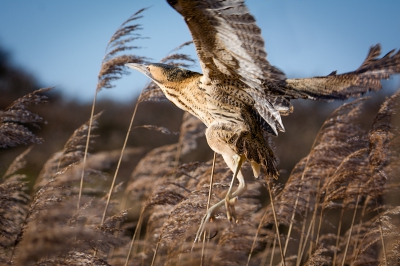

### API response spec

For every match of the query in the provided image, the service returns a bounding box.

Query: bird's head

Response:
[126,63,201,86]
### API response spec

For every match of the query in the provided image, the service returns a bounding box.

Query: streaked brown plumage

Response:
[127,0,400,242]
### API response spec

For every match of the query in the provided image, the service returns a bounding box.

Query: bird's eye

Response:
[146,66,151,72]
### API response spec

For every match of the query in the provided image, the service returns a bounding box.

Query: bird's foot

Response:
[193,196,239,245]
[225,196,238,223]
[194,210,215,244]
[193,190,241,246]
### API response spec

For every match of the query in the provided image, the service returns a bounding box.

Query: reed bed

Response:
[0,8,399,266]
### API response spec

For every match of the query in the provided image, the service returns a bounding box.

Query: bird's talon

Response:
[194,211,215,244]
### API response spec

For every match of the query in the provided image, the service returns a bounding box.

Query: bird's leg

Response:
[224,154,245,222]
[194,154,246,243]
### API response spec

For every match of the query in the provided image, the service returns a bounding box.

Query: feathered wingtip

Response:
[356,44,400,76]
[357,44,383,70]
[285,44,400,101]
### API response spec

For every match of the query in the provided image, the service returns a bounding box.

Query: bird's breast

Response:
[161,81,213,127]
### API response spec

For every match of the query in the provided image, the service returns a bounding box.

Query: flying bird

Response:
[127,0,400,242]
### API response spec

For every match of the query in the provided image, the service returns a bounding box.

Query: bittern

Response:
[127,0,400,242]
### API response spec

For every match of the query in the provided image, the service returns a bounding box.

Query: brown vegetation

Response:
[0,7,399,266]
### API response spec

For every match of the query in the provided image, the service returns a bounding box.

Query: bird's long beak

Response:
[126,63,151,78]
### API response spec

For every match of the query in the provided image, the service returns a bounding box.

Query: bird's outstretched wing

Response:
[166,0,285,85]
[166,0,286,134]
[282,45,400,100]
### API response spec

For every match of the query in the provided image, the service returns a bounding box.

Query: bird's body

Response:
[135,63,279,178]
[127,0,400,242]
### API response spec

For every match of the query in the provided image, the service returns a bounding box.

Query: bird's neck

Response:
[157,75,212,126]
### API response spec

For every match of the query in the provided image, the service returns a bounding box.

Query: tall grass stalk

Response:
[308,180,321,257]
[248,203,270,266]
[267,181,286,265]
[101,99,140,225]
[298,202,317,263]
[200,152,217,265]
[341,193,361,266]
[283,120,322,256]
[77,93,98,210]
[333,205,345,265]
[296,195,311,266]
[374,200,388,266]
[125,205,146,266]
[269,234,277,266]
[351,195,371,260]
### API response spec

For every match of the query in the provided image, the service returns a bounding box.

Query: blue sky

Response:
[1,1,399,102]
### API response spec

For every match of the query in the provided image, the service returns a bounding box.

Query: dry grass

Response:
[0,7,399,266]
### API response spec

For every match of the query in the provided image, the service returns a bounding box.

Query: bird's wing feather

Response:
[166,0,285,85]
[167,0,286,134]
[283,45,400,100]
